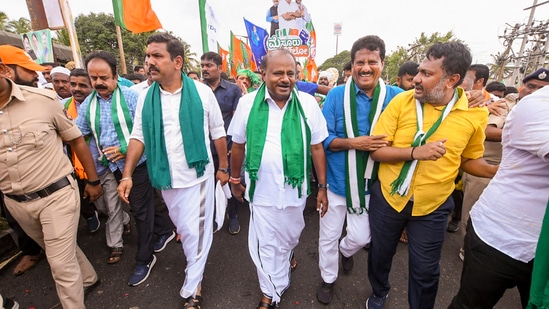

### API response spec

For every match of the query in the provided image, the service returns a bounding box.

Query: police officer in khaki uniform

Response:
[0,45,102,308]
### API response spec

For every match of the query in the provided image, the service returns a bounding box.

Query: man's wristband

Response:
[120,177,132,182]
[86,179,101,186]
[411,146,417,160]
[317,183,329,189]
[218,168,229,174]
[229,177,241,184]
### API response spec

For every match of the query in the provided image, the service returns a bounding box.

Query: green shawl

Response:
[245,83,311,202]
[142,72,209,190]
[526,198,549,309]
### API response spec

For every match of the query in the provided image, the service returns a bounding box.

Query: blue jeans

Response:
[368,181,453,309]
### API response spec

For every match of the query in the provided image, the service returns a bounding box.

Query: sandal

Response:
[107,247,123,264]
[257,301,275,309]
[399,229,408,244]
[183,295,202,309]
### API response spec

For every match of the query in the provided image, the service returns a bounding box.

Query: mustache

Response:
[149,65,160,73]
[94,85,108,90]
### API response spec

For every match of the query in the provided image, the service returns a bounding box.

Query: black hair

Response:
[123,73,146,82]
[351,35,386,63]
[146,33,184,61]
[133,65,144,72]
[468,64,490,86]
[84,50,118,77]
[485,81,506,93]
[504,86,518,96]
[424,42,472,87]
[200,52,222,66]
[70,68,90,80]
[398,61,419,77]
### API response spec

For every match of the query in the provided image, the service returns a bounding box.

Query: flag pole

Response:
[58,0,83,67]
[198,0,209,54]
[115,25,127,74]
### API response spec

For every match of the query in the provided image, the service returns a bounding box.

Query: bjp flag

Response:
[112,0,162,33]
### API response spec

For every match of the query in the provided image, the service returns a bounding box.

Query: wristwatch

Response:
[218,168,229,174]
[86,179,101,186]
[317,183,329,189]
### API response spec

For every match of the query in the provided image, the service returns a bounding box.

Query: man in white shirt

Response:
[118,33,228,309]
[228,49,328,309]
[449,84,549,309]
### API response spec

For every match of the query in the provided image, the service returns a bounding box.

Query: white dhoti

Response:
[319,189,371,283]
[161,175,214,299]
[248,202,306,304]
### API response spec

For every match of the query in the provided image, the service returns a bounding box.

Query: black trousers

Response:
[115,162,172,265]
[368,181,454,309]
[448,220,533,309]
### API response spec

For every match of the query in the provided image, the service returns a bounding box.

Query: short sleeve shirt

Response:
[0,80,81,194]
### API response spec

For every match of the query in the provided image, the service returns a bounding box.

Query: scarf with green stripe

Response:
[390,88,459,196]
[86,87,133,167]
[526,197,549,309]
[245,83,311,203]
[142,72,209,190]
[343,77,386,214]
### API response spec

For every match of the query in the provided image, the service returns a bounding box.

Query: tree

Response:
[75,12,198,74]
[383,31,463,83]
[53,29,71,46]
[318,50,351,74]
[0,11,9,31]
[6,17,31,34]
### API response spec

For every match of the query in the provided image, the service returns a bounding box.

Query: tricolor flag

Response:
[199,0,221,53]
[112,0,162,33]
[243,18,268,68]
[229,31,257,78]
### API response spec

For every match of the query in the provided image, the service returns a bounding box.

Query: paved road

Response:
[0,194,520,308]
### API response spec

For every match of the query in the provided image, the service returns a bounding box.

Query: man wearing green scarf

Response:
[118,33,228,309]
[76,50,174,287]
[228,49,328,309]
[316,35,403,305]
[449,82,549,309]
[366,42,498,309]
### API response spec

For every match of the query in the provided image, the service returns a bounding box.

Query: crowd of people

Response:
[0,30,548,309]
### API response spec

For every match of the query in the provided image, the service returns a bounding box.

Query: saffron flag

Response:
[243,18,268,68]
[230,31,257,78]
[304,57,318,82]
[199,0,220,53]
[306,20,317,59]
[112,0,162,33]
[218,43,230,74]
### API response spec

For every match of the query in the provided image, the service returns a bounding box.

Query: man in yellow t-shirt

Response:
[365,42,498,309]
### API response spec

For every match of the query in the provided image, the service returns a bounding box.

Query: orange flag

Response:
[218,43,230,74]
[112,0,162,33]
[230,31,257,78]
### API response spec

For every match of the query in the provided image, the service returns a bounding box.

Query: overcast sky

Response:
[4,0,549,67]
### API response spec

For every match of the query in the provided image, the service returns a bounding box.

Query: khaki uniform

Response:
[0,80,97,309]
[461,94,518,238]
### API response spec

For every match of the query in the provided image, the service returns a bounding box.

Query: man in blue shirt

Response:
[201,51,243,234]
[317,35,403,305]
[76,51,173,287]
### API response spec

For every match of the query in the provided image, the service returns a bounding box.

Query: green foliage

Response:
[75,13,198,74]
[383,31,463,83]
[6,17,31,34]
[53,29,71,46]
[318,50,351,74]
[0,11,9,31]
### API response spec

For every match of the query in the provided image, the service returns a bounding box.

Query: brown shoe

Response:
[13,252,44,276]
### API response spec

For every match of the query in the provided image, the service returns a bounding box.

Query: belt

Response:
[5,176,72,203]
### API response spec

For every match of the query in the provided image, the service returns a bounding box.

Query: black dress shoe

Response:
[84,279,101,298]
[341,253,354,274]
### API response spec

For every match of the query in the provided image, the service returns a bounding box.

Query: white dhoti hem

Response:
[319,189,371,283]
[248,202,306,304]
[161,176,214,299]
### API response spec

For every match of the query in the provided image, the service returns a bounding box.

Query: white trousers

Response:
[93,170,130,248]
[318,189,371,283]
[161,176,214,299]
[248,202,306,304]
